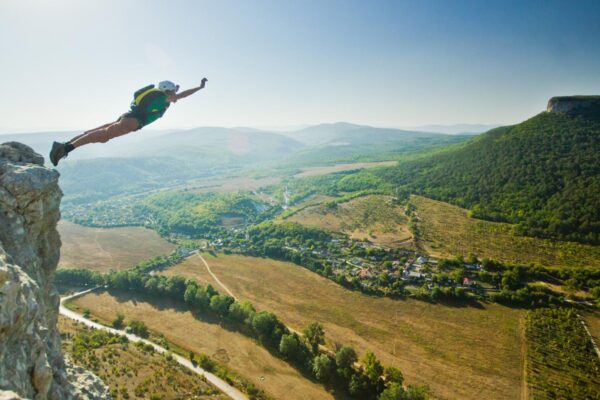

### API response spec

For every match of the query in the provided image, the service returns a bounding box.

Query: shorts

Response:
[118,109,146,131]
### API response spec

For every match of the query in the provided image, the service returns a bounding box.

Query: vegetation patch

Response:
[525,308,600,399]
[286,195,412,248]
[58,316,226,400]
[410,195,600,268]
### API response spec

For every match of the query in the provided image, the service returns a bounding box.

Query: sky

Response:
[1,0,600,133]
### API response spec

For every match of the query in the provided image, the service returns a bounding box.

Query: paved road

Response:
[59,288,248,400]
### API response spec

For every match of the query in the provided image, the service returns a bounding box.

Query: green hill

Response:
[375,109,600,244]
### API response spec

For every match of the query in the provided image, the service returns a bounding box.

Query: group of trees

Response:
[57,268,428,399]
[138,191,274,237]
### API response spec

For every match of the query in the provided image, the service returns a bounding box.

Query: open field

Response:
[58,220,175,272]
[411,195,600,268]
[293,161,398,178]
[58,316,225,400]
[69,290,338,400]
[286,195,412,248]
[184,176,281,195]
[162,253,525,400]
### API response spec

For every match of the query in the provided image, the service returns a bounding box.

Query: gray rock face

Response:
[0,142,110,399]
[547,95,600,114]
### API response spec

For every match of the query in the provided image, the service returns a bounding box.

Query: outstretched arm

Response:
[169,78,207,103]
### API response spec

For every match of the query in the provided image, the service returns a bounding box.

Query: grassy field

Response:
[286,195,412,248]
[69,290,338,400]
[293,161,398,178]
[162,253,525,400]
[58,316,226,400]
[411,195,600,268]
[58,220,175,271]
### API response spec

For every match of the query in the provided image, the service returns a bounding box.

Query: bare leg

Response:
[70,117,140,148]
[69,121,118,143]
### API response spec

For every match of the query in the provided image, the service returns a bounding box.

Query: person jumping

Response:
[49,78,208,166]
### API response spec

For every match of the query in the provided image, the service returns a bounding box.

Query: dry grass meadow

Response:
[162,253,525,400]
[286,195,412,248]
[69,290,337,400]
[411,195,600,268]
[58,220,175,271]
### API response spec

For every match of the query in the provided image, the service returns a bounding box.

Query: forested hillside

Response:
[375,111,600,244]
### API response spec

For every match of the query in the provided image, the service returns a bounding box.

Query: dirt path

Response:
[579,314,600,360]
[60,288,248,400]
[519,317,529,400]
[197,253,237,299]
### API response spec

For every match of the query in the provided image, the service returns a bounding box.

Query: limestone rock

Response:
[547,95,600,114]
[0,142,110,399]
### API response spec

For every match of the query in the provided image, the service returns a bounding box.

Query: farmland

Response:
[58,221,175,271]
[68,290,338,400]
[411,195,600,268]
[162,253,525,400]
[286,195,412,248]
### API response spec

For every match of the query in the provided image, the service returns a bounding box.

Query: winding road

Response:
[59,288,248,400]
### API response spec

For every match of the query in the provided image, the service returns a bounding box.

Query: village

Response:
[188,226,491,299]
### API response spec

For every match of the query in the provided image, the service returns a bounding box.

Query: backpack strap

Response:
[134,86,161,107]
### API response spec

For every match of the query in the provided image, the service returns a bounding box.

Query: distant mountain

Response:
[376,100,600,244]
[52,127,304,204]
[280,122,471,165]
[409,123,500,135]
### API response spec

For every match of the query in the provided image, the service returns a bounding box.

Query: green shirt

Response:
[141,92,170,125]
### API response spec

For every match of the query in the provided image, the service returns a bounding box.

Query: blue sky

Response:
[1,0,599,132]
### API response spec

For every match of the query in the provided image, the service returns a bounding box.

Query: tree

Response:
[228,301,256,324]
[349,371,374,399]
[336,346,357,378]
[183,284,197,305]
[252,311,280,343]
[312,354,335,383]
[279,333,303,362]
[129,320,149,338]
[379,382,404,400]
[363,351,384,391]
[385,366,404,386]
[303,322,325,354]
[194,287,211,310]
[112,312,125,329]
[209,294,235,316]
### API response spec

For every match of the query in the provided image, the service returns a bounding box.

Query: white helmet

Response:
[158,80,178,92]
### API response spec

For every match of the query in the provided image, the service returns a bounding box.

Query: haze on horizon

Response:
[1,0,600,133]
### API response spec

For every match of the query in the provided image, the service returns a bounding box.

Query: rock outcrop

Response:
[547,95,600,114]
[0,142,110,399]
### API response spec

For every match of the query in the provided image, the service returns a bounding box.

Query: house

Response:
[359,268,373,279]
[415,256,427,265]
[464,263,481,270]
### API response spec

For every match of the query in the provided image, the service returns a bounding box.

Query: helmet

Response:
[158,80,178,93]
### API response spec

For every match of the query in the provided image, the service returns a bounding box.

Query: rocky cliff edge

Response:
[0,142,110,399]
